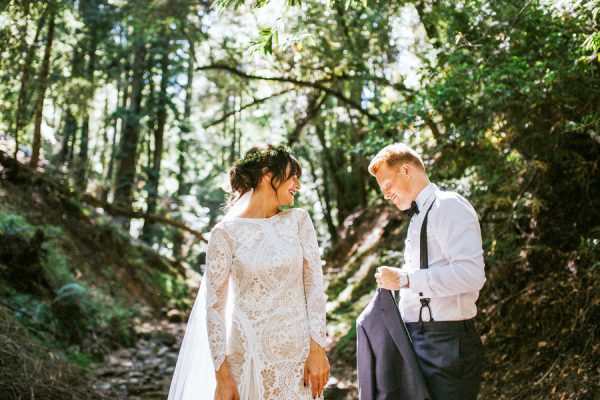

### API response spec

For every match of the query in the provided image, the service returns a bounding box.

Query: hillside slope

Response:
[0,151,190,398]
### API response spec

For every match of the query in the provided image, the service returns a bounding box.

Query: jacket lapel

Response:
[373,289,432,400]
[379,289,419,365]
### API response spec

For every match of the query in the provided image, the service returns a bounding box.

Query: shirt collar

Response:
[414,182,437,212]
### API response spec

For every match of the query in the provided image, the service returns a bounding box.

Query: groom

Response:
[369,143,486,400]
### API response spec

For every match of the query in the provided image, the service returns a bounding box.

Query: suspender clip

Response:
[417,201,436,333]
[418,297,434,332]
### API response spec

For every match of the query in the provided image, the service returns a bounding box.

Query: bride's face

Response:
[273,165,301,207]
[374,163,412,211]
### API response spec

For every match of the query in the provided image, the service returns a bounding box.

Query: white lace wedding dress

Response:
[169,207,327,399]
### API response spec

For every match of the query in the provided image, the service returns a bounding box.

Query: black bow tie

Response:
[402,201,420,218]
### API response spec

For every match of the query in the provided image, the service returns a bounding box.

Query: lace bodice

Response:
[203,207,327,399]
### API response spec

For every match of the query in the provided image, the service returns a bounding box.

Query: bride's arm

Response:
[205,227,238,398]
[298,209,327,347]
[298,209,329,397]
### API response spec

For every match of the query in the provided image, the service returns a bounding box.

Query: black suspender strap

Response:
[418,201,436,330]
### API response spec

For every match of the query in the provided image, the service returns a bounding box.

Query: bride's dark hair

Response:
[227,144,302,205]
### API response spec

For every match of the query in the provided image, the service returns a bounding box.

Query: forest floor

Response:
[90,317,358,399]
[91,320,183,399]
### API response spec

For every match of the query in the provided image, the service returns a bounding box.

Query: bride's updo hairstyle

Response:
[228,144,302,202]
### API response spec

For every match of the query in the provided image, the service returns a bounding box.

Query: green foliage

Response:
[249,27,277,55]
[0,213,35,236]
[7,280,138,350]
[0,209,139,350]
[216,0,302,11]
[66,347,95,368]
[582,0,600,57]
[9,292,54,328]
[0,211,75,288]
[146,270,190,310]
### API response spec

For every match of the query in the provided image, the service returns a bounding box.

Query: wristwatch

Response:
[398,272,409,288]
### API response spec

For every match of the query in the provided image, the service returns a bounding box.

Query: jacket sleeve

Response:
[357,321,376,400]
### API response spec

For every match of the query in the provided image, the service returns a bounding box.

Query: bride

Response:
[168,144,330,400]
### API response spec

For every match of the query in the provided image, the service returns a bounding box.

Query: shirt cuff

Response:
[409,269,433,297]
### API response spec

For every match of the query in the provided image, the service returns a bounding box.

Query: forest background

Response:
[0,0,598,398]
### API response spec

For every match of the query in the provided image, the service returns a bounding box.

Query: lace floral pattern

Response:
[204,208,327,399]
[204,226,234,371]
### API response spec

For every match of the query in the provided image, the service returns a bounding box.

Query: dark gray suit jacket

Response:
[356,289,431,400]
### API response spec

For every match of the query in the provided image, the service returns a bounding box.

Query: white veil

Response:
[167,190,253,400]
[223,189,253,221]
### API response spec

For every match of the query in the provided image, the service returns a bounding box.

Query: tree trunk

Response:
[288,92,326,146]
[30,9,55,168]
[142,38,169,243]
[113,38,146,222]
[13,7,47,159]
[306,151,338,243]
[315,122,346,224]
[58,112,76,164]
[98,92,110,197]
[226,94,237,165]
[173,41,194,261]
[57,42,85,166]
[415,1,440,43]
[348,81,368,209]
[103,64,130,202]
[230,96,238,163]
[75,35,98,191]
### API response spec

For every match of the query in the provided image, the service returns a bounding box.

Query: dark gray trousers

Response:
[406,319,483,400]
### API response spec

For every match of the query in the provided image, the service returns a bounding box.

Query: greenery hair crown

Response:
[235,144,294,168]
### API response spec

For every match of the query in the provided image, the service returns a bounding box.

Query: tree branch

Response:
[197,63,381,122]
[317,73,412,93]
[81,194,207,242]
[288,92,327,145]
[0,150,207,242]
[203,88,294,128]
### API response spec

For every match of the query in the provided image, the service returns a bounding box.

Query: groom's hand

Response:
[374,266,402,290]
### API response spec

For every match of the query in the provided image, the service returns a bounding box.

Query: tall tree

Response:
[103,43,131,202]
[172,38,195,261]
[30,4,56,168]
[74,0,116,191]
[57,40,84,166]
[142,31,171,243]
[13,6,47,159]
[74,35,97,190]
[113,35,146,219]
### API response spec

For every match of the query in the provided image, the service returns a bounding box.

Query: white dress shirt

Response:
[400,183,486,323]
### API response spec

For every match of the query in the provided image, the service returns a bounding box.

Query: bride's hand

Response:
[303,338,330,399]
[215,359,240,400]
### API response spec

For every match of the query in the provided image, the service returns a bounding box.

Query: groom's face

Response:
[374,163,412,211]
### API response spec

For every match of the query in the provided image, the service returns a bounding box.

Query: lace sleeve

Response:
[204,226,233,371]
[298,209,327,349]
